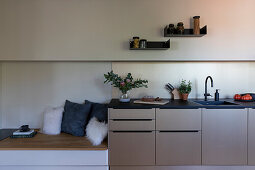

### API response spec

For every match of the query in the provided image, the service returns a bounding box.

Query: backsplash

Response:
[112,62,255,99]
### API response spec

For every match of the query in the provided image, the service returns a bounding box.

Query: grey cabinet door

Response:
[156,109,201,131]
[156,131,201,165]
[109,131,155,166]
[202,109,247,165]
[248,108,255,165]
[109,119,155,131]
[109,109,155,120]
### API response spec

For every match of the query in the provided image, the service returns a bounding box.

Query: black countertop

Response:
[108,99,255,109]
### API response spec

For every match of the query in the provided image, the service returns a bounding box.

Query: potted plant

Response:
[104,71,148,102]
[178,80,192,100]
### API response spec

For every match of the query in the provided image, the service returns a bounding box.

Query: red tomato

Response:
[241,94,252,100]
[246,94,252,100]
[241,96,247,100]
[234,94,241,100]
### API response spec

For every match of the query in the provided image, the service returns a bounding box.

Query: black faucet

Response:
[204,76,213,101]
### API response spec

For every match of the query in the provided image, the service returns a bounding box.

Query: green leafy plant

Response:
[104,71,148,94]
[178,80,192,94]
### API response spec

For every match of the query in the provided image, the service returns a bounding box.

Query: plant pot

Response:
[119,91,130,103]
[181,93,189,101]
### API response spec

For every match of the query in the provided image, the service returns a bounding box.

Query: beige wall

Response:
[0,62,112,128]
[0,0,255,61]
[112,62,255,99]
[2,61,255,128]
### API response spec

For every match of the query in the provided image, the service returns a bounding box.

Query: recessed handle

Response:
[159,130,200,133]
[112,131,153,133]
[112,119,153,121]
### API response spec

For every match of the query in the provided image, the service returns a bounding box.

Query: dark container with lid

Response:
[177,22,184,34]
[167,24,175,34]
[139,39,147,48]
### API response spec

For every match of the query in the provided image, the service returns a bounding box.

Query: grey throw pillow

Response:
[61,100,92,136]
[85,100,108,123]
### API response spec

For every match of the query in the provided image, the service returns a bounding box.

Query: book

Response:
[13,129,34,135]
[10,131,37,138]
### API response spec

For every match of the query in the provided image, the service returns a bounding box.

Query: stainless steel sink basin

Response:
[193,100,239,106]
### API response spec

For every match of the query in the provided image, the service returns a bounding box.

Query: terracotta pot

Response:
[181,93,189,101]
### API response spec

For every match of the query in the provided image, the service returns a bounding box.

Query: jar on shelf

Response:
[133,37,140,48]
[167,24,175,34]
[177,22,184,34]
[139,39,147,48]
[193,16,200,35]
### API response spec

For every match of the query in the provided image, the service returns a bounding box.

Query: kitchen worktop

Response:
[108,99,255,109]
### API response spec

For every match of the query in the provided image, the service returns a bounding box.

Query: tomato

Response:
[234,94,241,100]
[241,94,252,100]
[241,96,247,100]
[246,94,252,100]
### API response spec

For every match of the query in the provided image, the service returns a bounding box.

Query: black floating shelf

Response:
[164,25,207,37]
[129,39,170,50]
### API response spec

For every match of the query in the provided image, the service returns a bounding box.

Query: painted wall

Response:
[0,0,255,61]
[112,62,255,99]
[0,62,112,128]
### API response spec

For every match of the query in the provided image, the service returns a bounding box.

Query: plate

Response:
[235,99,254,102]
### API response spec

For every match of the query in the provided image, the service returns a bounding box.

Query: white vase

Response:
[119,91,130,103]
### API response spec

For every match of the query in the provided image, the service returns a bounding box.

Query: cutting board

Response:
[134,100,169,105]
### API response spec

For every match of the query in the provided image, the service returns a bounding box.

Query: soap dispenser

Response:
[215,89,220,101]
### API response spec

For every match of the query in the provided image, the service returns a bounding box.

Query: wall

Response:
[112,62,255,99]
[0,0,255,61]
[0,62,112,128]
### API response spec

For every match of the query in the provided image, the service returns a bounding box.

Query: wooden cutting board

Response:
[134,100,169,105]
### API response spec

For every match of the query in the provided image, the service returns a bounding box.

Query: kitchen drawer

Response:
[156,131,201,165]
[109,109,155,120]
[109,131,155,165]
[109,119,155,131]
[156,109,201,130]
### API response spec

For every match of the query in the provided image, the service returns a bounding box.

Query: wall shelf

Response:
[164,25,207,37]
[129,39,170,50]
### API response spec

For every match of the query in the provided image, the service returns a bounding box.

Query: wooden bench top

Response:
[0,132,108,150]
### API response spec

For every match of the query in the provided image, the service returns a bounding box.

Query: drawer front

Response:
[109,109,155,120]
[156,131,201,165]
[156,109,201,130]
[109,119,155,131]
[0,150,108,165]
[109,131,155,165]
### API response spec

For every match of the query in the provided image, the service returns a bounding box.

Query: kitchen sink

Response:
[193,100,239,106]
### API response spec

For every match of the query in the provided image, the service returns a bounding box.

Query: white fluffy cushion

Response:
[42,106,64,135]
[86,117,108,146]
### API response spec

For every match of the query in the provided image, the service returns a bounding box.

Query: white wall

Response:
[112,62,255,99]
[0,0,255,61]
[0,62,112,128]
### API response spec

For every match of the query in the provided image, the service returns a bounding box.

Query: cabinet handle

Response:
[112,119,153,121]
[112,131,153,133]
[159,130,200,133]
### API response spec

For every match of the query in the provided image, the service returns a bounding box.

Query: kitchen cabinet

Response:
[156,109,201,131]
[155,109,201,165]
[202,109,247,165]
[108,108,155,166]
[156,131,201,165]
[248,108,255,165]
[109,131,155,165]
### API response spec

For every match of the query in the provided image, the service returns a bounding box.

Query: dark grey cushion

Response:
[61,100,92,136]
[85,100,108,123]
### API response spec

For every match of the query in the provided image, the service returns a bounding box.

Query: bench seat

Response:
[0,132,108,170]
